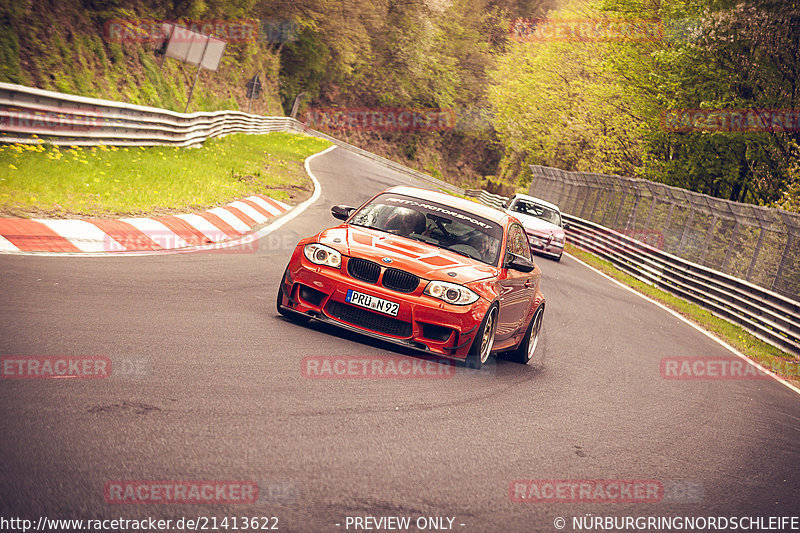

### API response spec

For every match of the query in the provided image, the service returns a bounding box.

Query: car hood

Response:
[508,210,564,237]
[317,225,498,284]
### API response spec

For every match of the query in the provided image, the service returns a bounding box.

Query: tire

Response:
[466,305,498,369]
[508,305,545,366]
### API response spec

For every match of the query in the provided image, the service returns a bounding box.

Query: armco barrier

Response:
[471,190,800,356]
[0,82,464,195]
[13,82,793,355]
[0,82,299,146]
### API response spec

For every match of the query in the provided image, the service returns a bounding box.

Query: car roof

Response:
[508,193,561,212]
[384,186,511,225]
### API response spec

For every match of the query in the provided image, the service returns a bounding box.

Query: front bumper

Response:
[279,253,490,359]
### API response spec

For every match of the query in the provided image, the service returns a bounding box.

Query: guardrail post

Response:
[772,232,795,293]
[746,226,766,282]
[699,216,718,265]
[721,221,741,272]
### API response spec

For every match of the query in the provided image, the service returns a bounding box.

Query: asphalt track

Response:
[1,147,798,532]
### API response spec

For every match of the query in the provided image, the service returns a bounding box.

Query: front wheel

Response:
[508,305,544,366]
[466,306,498,369]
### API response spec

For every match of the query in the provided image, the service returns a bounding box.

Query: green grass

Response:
[0,133,331,218]
[565,243,800,385]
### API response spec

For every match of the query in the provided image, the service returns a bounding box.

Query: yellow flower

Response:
[9,164,17,169]
[30,196,36,201]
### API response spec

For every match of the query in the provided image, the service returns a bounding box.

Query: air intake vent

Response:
[325,300,412,337]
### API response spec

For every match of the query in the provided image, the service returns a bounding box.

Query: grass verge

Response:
[565,243,799,386]
[0,133,332,218]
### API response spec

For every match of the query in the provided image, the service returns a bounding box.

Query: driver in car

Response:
[468,232,497,263]
[384,208,426,236]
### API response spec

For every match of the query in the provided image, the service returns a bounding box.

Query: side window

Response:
[507,224,532,262]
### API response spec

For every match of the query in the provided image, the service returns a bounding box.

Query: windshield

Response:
[509,198,562,227]
[349,193,503,266]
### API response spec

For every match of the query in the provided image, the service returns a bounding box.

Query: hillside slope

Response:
[0,0,284,115]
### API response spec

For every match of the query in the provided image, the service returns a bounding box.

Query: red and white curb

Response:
[0,194,290,253]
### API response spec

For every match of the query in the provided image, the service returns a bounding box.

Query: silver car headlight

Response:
[424,280,479,305]
[303,243,342,268]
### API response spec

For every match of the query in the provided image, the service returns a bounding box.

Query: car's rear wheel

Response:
[466,306,498,369]
[508,305,544,366]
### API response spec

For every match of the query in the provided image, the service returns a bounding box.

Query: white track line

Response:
[565,251,800,396]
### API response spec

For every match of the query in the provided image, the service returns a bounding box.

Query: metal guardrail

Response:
[472,190,800,356]
[564,215,800,356]
[1,82,795,354]
[529,164,800,301]
[0,82,298,146]
[0,82,464,195]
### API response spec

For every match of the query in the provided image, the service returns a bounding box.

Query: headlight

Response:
[303,243,341,268]
[424,280,479,305]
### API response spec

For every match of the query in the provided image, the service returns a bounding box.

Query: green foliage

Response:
[489,2,647,184]
[0,24,22,84]
[0,133,331,217]
[489,0,800,205]
[1,0,282,114]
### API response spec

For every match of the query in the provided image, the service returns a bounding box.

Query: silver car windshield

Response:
[509,199,562,227]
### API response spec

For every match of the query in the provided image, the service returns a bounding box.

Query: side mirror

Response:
[506,253,535,273]
[563,221,571,231]
[331,205,354,221]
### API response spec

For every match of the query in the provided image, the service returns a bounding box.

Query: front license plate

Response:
[345,289,400,317]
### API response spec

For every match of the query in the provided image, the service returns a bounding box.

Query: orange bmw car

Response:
[277,186,545,368]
